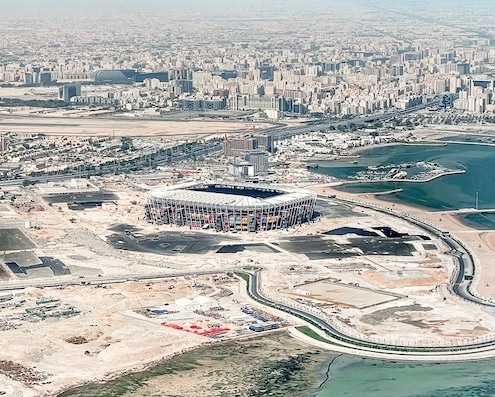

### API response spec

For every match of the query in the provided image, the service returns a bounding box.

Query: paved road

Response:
[0,190,491,355]
[238,196,495,355]
[0,98,443,187]
[243,269,495,355]
[268,97,444,141]
[435,208,495,215]
[0,268,236,292]
[335,197,495,307]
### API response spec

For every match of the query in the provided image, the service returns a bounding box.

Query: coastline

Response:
[334,142,454,159]
[56,330,299,395]
[309,183,495,302]
[56,331,328,397]
[54,130,495,397]
[341,169,466,184]
[335,129,495,160]
[307,353,343,397]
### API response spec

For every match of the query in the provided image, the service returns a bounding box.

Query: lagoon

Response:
[311,142,495,229]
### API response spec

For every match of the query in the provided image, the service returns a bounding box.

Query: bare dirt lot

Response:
[0,274,292,396]
[2,174,495,395]
[287,279,400,309]
[0,114,273,139]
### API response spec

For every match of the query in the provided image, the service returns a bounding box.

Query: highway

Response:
[0,268,237,292]
[0,190,491,355]
[0,98,442,187]
[267,96,443,141]
[0,139,223,187]
[237,196,495,356]
[334,197,495,307]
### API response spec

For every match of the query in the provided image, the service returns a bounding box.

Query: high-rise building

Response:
[0,135,9,152]
[456,63,471,75]
[223,138,257,157]
[243,151,269,174]
[224,138,257,157]
[253,134,274,153]
[224,135,276,157]
[32,67,40,85]
[24,73,33,85]
[40,70,52,85]
[59,83,82,102]
[433,79,447,93]
[144,78,161,89]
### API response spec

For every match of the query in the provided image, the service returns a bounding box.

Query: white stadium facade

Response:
[145,181,317,232]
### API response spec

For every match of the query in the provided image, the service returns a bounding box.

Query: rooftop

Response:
[147,181,316,208]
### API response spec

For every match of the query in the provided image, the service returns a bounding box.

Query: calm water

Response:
[311,142,495,229]
[314,355,495,397]
[312,141,495,395]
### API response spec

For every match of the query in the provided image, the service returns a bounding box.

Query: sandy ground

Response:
[304,126,495,302]
[0,280,210,396]
[308,183,495,303]
[1,145,495,394]
[0,114,274,139]
[259,208,495,346]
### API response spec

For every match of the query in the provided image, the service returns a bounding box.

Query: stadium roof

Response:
[147,181,316,208]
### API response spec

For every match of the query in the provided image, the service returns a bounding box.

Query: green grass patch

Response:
[296,326,334,345]
[235,272,250,283]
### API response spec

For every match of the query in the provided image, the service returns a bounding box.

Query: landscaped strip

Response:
[295,326,334,344]
[236,270,495,356]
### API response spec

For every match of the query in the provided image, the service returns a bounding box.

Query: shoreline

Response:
[42,129,495,396]
[55,329,292,396]
[56,331,325,397]
[309,186,495,303]
[341,169,466,184]
[340,134,495,159]
[328,127,486,158]
[309,353,344,396]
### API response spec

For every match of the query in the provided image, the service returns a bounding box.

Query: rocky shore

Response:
[245,351,321,397]
[57,332,329,397]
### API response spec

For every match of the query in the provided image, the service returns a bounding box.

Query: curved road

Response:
[243,270,495,356]
[337,197,495,307]
[239,197,495,356]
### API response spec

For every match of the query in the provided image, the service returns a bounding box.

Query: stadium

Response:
[145,181,317,232]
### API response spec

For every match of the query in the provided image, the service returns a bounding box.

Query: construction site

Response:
[0,171,494,395]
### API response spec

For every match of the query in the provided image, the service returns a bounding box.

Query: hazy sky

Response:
[1,0,489,12]
[0,0,492,21]
[0,0,353,19]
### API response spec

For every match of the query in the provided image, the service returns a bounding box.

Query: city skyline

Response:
[1,1,495,396]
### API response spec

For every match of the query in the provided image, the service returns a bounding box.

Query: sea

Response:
[310,138,495,230]
[313,354,495,397]
[310,138,495,397]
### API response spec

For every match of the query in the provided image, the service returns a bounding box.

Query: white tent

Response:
[193,295,219,309]
[175,297,200,310]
